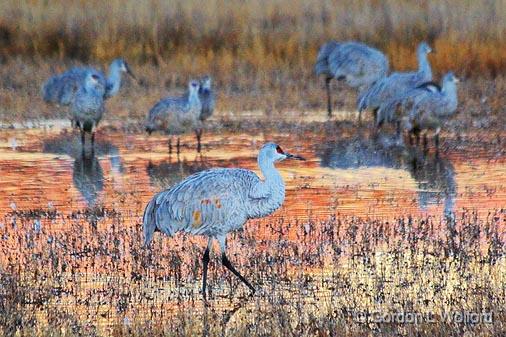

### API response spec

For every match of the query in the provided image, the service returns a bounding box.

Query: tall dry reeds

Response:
[0,0,505,78]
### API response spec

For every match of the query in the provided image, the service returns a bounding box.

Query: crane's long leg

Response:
[168,138,172,154]
[326,77,332,117]
[195,128,203,153]
[217,235,255,293]
[202,238,212,301]
[176,137,181,155]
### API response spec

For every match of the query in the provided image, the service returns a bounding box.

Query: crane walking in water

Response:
[401,72,460,148]
[357,42,433,125]
[143,143,305,300]
[315,41,389,117]
[145,80,203,153]
[71,72,106,150]
[42,58,136,106]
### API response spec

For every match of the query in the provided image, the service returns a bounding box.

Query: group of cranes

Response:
[316,41,459,147]
[40,40,460,302]
[42,61,215,152]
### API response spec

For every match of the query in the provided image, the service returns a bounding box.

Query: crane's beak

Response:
[285,153,306,161]
[125,64,138,83]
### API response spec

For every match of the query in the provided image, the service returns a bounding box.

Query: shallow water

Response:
[1,124,504,221]
[0,122,505,333]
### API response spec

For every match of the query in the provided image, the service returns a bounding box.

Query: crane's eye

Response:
[91,74,99,80]
[276,145,284,154]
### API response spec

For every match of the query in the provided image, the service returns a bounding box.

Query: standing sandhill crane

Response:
[401,72,459,148]
[357,42,433,125]
[143,142,305,300]
[375,80,441,138]
[198,75,215,121]
[145,80,203,153]
[71,72,106,149]
[42,58,136,106]
[315,41,389,116]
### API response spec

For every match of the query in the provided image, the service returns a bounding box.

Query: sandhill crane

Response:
[358,42,433,125]
[401,72,459,148]
[198,75,215,121]
[42,58,136,106]
[375,80,441,138]
[71,72,106,149]
[143,142,305,300]
[145,80,203,153]
[315,41,389,116]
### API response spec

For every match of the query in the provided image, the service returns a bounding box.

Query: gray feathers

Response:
[146,80,202,134]
[71,72,105,133]
[198,75,215,121]
[142,143,294,246]
[42,58,132,106]
[402,72,459,133]
[358,42,433,124]
[316,41,389,88]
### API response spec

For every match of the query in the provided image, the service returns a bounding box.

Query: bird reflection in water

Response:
[73,152,104,206]
[146,155,234,190]
[42,132,123,206]
[319,134,456,217]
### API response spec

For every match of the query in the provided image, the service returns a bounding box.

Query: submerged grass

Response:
[0,207,505,336]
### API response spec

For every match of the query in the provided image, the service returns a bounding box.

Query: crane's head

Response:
[443,72,459,84]
[260,142,305,163]
[188,80,200,93]
[112,58,137,81]
[418,42,433,55]
[200,75,212,90]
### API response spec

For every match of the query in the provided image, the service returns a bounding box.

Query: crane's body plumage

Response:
[71,72,105,140]
[143,142,304,299]
[358,42,433,125]
[42,58,133,105]
[146,81,202,135]
[316,41,388,88]
[315,41,388,115]
[402,72,459,134]
[198,76,215,121]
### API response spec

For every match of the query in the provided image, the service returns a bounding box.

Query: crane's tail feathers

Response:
[377,99,399,127]
[142,198,158,247]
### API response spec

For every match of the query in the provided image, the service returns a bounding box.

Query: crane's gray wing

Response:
[143,168,261,238]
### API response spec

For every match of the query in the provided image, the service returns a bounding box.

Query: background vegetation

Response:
[1,0,506,79]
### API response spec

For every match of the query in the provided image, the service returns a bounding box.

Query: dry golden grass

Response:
[0,209,505,336]
[0,0,505,77]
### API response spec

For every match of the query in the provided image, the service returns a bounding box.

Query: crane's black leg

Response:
[423,133,428,151]
[326,77,332,117]
[168,138,172,154]
[202,241,211,301]
[195,128,202,153]
[373,108,379,128]
[222,253,255,293]
[176,138,181,154]
[91,132,95,152]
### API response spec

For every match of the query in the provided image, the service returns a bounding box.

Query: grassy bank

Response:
[1,0,506,78]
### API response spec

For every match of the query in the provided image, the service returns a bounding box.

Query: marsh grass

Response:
[0,0,505,77]
[0,207,505,336]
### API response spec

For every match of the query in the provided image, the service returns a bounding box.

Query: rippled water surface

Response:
[0,123,505,334]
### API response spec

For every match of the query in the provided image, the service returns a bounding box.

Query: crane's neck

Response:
[248,156,286,219]
[106,64,123,98]
[417,51,432,81]
[441,81,458,114]
[188,89,201,115]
